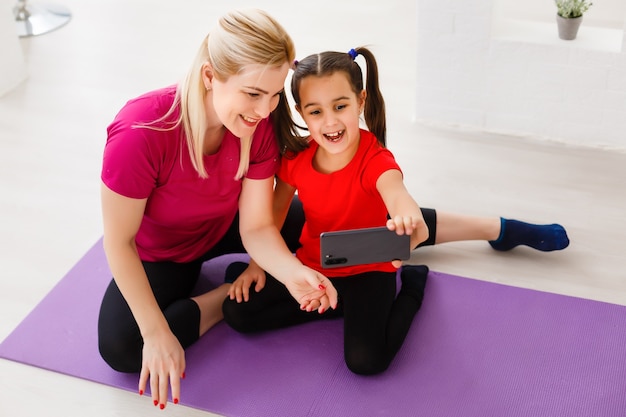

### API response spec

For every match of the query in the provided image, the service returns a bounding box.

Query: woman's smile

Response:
[240,114,260,127]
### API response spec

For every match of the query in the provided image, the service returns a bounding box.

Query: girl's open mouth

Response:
[324,130,344,142]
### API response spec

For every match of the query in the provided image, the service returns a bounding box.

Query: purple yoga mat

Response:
[2,238,626,416]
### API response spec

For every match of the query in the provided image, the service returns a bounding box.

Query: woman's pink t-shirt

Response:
[101,86,280,263]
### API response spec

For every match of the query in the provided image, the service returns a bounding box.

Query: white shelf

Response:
[492,18,624,53]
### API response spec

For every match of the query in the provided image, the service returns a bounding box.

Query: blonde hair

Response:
[140,9,298,178]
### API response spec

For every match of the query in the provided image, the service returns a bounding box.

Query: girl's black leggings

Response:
[97,198,436,373]
[222,267,426,375]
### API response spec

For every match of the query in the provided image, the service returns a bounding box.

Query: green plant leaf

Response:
[555,0,592,18]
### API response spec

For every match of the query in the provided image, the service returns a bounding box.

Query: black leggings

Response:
[97,198,437,373]
[222,268,425,375]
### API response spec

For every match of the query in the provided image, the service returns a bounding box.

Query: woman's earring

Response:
[205,85,211,92]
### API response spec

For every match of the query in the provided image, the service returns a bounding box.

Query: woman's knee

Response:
[98,330,142,373]
[97,280,143,372]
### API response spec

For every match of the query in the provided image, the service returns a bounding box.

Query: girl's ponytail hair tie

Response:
[348,48,358,60]
[291,59,298,70]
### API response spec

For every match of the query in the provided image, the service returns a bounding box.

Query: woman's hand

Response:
[138,330,186,410]
[228,262,267,302]
[237,177,337,311]
[102,183,187,408]
[283,266,338,313]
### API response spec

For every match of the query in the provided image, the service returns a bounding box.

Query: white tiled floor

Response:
[1,1,625,416]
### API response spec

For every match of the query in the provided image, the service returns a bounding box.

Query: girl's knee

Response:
[344,348,389,375]
[222,299,255,333]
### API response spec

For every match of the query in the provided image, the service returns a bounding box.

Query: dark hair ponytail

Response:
[272,92,308,156]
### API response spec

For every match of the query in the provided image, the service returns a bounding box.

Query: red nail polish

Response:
[160,403,165,410]
[181,372,186,379]
[318,284,326,290]
[138,389,143,396]
[174,398,179,404]
[319,308,325,314]
[154,400,158,406]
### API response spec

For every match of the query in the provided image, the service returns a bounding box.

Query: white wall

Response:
[415,0,626,150]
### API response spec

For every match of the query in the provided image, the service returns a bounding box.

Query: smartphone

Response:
[320,226,410,268]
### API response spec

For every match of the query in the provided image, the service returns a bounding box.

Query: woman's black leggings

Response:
[97,198,437,373]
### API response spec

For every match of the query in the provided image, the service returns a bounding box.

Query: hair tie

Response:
[348,48,358,60]
[291,59,298,70]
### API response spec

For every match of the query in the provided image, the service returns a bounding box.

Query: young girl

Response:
[223,47,435,375]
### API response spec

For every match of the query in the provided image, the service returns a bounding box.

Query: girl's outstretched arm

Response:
[376,169,430,250]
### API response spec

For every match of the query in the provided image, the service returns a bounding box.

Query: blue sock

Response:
[489,218,570,252]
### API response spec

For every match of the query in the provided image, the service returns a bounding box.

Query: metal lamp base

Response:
[14,2,71,37]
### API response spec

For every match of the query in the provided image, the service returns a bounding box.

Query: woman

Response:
[97,9,335,410]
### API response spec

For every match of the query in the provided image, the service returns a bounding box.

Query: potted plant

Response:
[555,0,593,40]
